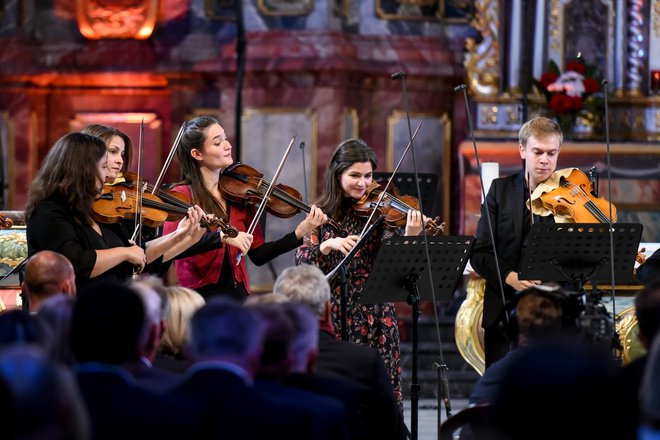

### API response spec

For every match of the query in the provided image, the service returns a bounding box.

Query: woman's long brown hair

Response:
[25,132,106,225]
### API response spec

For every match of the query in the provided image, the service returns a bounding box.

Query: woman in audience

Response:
[156,285,205,373]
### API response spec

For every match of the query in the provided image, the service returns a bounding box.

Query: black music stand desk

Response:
[360,235,475,440]
[518,223,643,285]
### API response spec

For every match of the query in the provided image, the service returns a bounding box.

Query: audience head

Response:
[635,281,660,349]
[0,345,90,440]
[281,301,320,374]
[127,279,165,362]
[514,285,565,346]
[492,342,616,440]
[36,294,76,366]
[273,264,330,318]
[0,309,47,347]
[247,303,295,381]
[188,297,263,375]
[70,283,147,364]
[160,285,205,358]
[22,250,76,312]
[245,292,289,306]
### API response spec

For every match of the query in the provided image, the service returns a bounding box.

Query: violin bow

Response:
[236,135,297,266]
[356,121,422,239]
[152,122,185,195]
[131,118,146,244]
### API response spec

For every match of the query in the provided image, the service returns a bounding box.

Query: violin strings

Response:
[380,192,441,232]
[256,180,310,213]
[561,181,609,222]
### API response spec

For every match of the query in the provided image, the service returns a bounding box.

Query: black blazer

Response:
[316,331,405,440]
[470,173,527,328]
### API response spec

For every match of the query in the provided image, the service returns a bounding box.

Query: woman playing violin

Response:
[25,132,206,291]
[162,115,326,300]
[295,138,425,409]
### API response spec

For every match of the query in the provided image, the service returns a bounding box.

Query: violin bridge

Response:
[121,190,127,203]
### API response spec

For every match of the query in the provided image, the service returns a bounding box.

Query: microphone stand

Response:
[454,84,511,347]
[325,216,385,341]
[602,79,621,361]
[391,70,448,440]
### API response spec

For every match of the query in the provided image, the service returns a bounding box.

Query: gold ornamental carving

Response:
[464,0,500,96]
[76,0,160,40]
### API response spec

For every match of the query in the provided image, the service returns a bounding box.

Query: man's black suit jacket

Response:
[471,173,527,329]
[315,330,405,440]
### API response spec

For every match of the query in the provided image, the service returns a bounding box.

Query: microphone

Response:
[391,71,406,80]
[454,84,467,92]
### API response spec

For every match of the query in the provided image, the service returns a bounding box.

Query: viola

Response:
[219,163,347,236]
[353,181,445,235]
[92,178,238,238]
[537,168,617,223]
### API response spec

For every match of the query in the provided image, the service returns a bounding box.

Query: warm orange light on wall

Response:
[76,0,159,40]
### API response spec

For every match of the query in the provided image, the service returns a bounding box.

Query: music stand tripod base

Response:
[360,235,475,440]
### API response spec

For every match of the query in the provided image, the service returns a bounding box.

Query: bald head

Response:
[22,251,76,312]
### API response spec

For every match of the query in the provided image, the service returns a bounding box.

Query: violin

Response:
[92,177,239,238]
[536,168,617,223]
[353,181,445,235]
[219,163,347,236]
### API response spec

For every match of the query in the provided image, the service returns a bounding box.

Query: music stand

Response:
[360,235,475,440]
[518,223,643,347]
[373,172,439,215]
[518,223,642,285]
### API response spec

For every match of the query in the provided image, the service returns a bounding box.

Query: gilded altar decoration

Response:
[76,0,159,40]
[464,0,499,95]
[533,55,602,136]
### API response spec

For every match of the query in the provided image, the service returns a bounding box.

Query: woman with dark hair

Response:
[25,132,205,290]
[162,115,326,300]
[295,138,424,408]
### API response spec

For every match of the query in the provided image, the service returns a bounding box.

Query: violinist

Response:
[25,132,205,292]
[80,123,210,270]
[470,116,563,368]
[162,115,326,300]
[295,138,425,410]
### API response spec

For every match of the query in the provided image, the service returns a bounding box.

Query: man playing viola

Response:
[470,116,562,367]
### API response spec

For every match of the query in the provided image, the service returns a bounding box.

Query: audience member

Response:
[616,281,660,438]
[470,285,566,405]
[126,279,183,392]
[247,302,350,440]
[156,285,205,373]
[640,329,660,439]
[490,342,616,440]
[21,250,76,313]
[273,264,406,440]
[70,282,205,439]
[0,345,89,440]
[0,309,47,346]
[36,294,76,366]
[174,297,318,439]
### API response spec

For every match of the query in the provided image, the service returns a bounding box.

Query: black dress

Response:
[26,193,133,292]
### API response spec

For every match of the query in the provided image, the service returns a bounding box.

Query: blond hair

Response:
[160,286,205,356]
[518,116,563,148]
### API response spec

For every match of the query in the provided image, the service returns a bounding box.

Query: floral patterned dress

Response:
[295,207,403,408]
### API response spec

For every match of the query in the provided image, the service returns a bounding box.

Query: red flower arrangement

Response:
[534,56,603,133]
